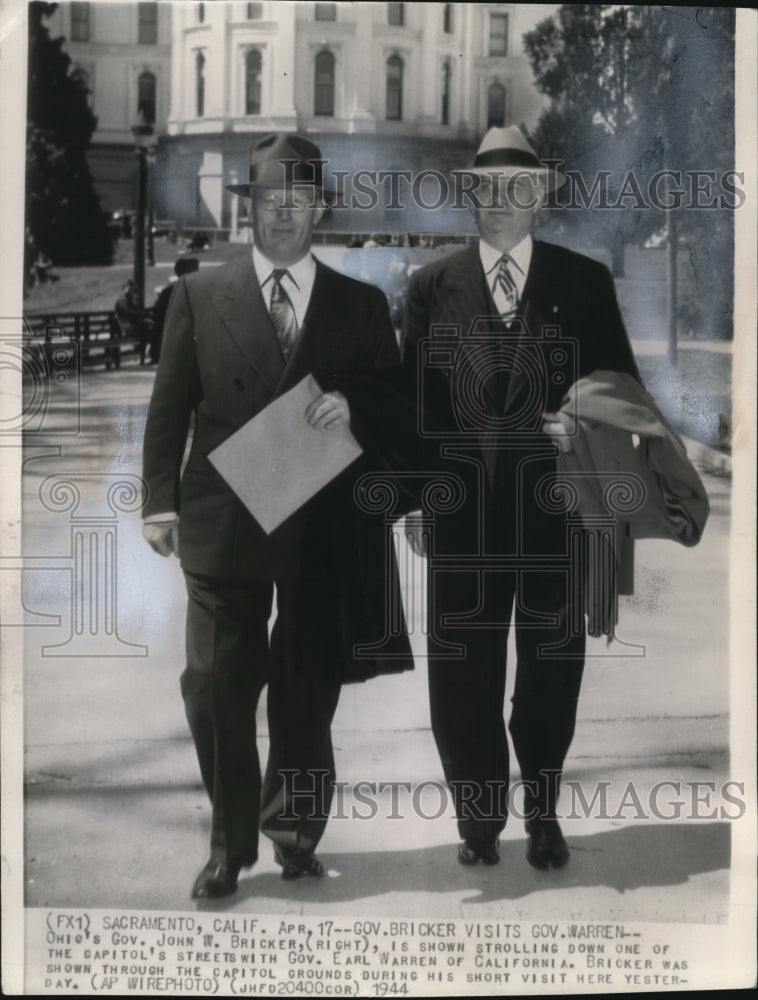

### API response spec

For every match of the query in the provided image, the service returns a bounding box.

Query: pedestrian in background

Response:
[150,257,200,365]
[115,279,150,364]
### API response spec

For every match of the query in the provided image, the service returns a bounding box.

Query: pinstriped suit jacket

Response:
[400,239,640,564]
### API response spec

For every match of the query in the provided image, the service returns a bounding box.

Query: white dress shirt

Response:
[253,246,317,328]
[479,235,533,315]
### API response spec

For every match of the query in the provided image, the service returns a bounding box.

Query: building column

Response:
[461,3,476,136]
[198,151,224,227]
[167,3,185,130]
[271,2,297,121]
[227,169,252,243]
[348,5,375,130]
[419,4,438,124]
[228,169,239,240]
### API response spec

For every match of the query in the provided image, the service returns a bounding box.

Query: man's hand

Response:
[405,510,427,558]
[541,410,576,454]
[143,519,179,557]
[306,391,350,431]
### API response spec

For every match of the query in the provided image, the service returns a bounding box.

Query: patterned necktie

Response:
[494,253,519,316]
[269,268,298,359]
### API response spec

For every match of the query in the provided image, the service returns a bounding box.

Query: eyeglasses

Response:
[467,174,544,211]
[254,192,319,213]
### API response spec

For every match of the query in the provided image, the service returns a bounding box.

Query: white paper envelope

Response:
[208,375,363,534]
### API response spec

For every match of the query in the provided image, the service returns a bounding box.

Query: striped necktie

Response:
[493,253,519,316]
[269,268,298,359]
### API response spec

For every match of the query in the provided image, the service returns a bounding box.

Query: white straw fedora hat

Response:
[454,125,566,192]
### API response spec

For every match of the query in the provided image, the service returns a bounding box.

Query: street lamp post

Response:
[131,113,155,311]
[146,145,157,267]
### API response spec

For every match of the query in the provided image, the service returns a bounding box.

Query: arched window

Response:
[443,3,453,34]
[441,60,451,125]
[245,50,262,115]
[196,51,206,117]
[197,3,205,24]
[487,81,505,128]
[314,50,335,117]
[138,71,157,125]
[386,55,403,120]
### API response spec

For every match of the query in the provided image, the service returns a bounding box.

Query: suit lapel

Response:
[443,246,508,416]
[210,255,286,392]
[274,260,354,395]
[503,241,564,419]
[441,245,494,326]
[519,240,562,332]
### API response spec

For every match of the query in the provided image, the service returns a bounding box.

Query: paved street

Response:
[14,355,742,922]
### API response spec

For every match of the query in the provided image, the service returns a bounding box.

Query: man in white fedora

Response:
[402,126,640,870]
[143,133,413,898]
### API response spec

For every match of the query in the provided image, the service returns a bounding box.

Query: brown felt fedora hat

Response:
[453,125,566,192]
[226,132,336,199]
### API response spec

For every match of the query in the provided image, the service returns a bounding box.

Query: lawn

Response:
[23,237,247,314]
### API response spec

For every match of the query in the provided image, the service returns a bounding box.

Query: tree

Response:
[524,4,656,277]
[524,5,735,339]
[636,6,735,341]
[26,2,114,265]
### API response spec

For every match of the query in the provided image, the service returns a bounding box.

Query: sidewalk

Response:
[19,367,735,921]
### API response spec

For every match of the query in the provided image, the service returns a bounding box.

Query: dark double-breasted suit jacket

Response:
[143,251,414,681]
[401,239,640,838]
[143,250,418,865]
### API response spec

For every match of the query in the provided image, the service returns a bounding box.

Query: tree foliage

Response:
[524,5,736,337]
[525,5,664,275]
[635,6,735,338]
[26,2,114,265]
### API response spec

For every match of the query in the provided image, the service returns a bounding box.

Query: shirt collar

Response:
[253,245,316,290]
[479,234,533,278]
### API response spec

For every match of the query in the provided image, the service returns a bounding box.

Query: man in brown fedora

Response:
[142,133,413,898]
[402,126,640,871]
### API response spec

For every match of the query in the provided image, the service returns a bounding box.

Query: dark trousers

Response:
[428,568,585,845]
[182,573,342,866]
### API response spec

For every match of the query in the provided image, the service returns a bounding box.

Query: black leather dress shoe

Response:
[457,839,500,866]
[525,819,570,870]
[191,857,244,899]
[274,846,325,881]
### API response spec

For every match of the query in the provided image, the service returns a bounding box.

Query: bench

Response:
[23,311,147,370]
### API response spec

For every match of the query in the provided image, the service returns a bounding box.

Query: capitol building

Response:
[47,1,551,236]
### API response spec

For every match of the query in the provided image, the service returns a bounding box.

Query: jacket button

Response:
[233,379,244,391]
